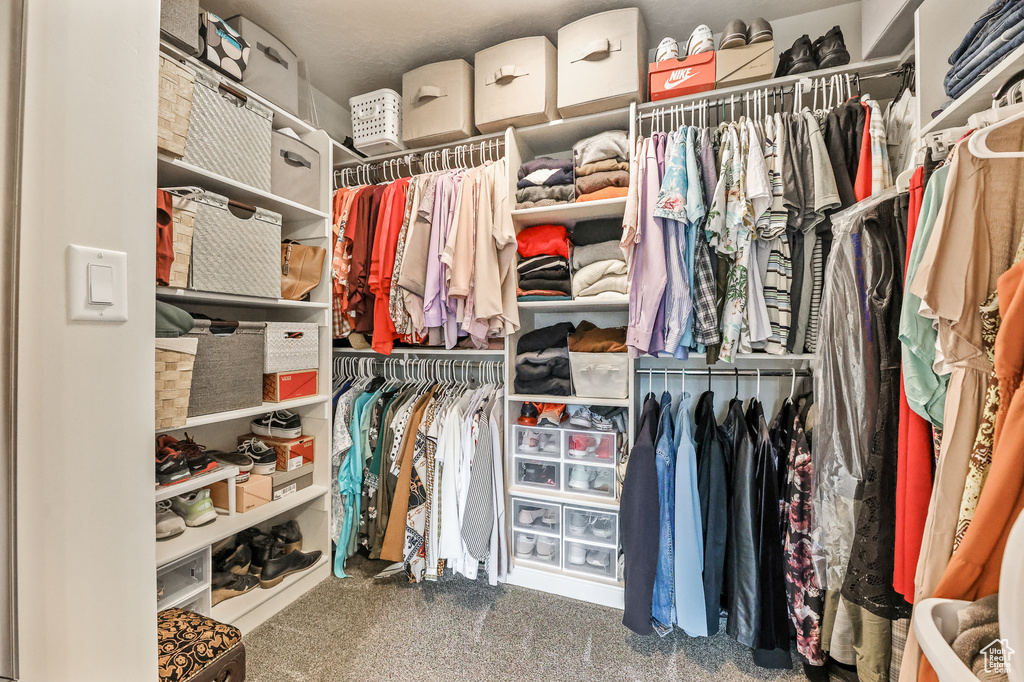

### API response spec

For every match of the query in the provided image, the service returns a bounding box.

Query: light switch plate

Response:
[67,245,128,322]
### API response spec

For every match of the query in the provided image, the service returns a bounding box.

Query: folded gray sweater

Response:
[573,130,629,167]
[571,240,625,271]
[515,184,575,204]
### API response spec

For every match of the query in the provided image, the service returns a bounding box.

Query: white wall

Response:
[16,0,159,679]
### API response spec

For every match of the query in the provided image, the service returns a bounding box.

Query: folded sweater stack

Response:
[517,224,571,300]
[573,130,630,203]
[516,157,575,209]
[568,321,627,353]
[515,321,576,396]
[569,218,627,300]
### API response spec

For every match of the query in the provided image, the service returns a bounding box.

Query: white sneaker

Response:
[519,431,541,453]
[686,25,715,56]
[536,536,558,559]
[156,500,186,539]
[586,549,611,569]
[568,543,587,565]
[655,36,679,63]
[568,465,593,490]
[515,534,537,558]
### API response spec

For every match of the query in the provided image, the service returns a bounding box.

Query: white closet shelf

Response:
[515,107,632,157]
[156,484,328,566]
[335,130,505,168]
[157,154,329,223]
[212,554,330,624]
[155,465,240,503]
[921,42,1024,135]
[507,393,630,407]
[156,286,330,310]
[508,485,621,511]
[517,298,628,312]
[512,197,626,227]
[636,56,903,113]
[155,395,331,434]
[332,347,505,357]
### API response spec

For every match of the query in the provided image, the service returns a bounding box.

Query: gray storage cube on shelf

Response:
[184,319,266,417]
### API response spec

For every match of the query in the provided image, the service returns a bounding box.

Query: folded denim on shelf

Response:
[576,186,629,202]
[575,158,629,177]
[517,321,576,353]
[570,218,624,246]
[571,240,625,271]
[518,255,570,279]
[517,156,574,180]
[517,167,575,189]
[515,198,572,210]
[515,184,576,204]
[573,129,630,167]
[575,169,630,196]
[571,259,628,298]
[568,320,628,353]
[517,224,570,259]
[517,275,570,295]
[514,375,572,396]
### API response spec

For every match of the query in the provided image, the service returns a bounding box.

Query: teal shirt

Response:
[899,165,950,426]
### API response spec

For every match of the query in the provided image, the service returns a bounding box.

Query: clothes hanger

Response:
[968,107,1024,158]
[707,368,712,393]
[756,368,761,399]
[790,368,796,400]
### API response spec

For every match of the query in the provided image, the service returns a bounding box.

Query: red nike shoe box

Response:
[648,52,716,101]
[263,369,318,403]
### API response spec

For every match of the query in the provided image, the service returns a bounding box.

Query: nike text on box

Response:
[648,52,716,101]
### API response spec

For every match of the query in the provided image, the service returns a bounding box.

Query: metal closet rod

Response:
[635,368,812,377]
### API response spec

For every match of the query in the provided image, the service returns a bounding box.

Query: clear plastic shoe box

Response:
[513,529,561,569]
[562,428,617,465]
[157,546,211,613]
[513,497,562,535]
[563,539,616,580]
[514,457,561,491]
[564,461,615,499]
[513,424,562,460]
[563,505,618,547]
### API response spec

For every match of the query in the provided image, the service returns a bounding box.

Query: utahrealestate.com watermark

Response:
[982,638,1015,675]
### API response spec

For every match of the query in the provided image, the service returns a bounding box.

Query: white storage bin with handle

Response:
[226,15,300,116]
[474,37,559,133]
[402,59,475,147]
[556,8,648,118]
[569,351,628,399]
[349,88,405,155]
[263,321,319,373]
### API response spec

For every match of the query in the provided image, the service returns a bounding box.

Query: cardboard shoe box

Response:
[264,369,318,402]
[716,41,774,88]
[271,466,313,501]
[240,433,314,471]
[648,52,716,101]
[207,474,272,513]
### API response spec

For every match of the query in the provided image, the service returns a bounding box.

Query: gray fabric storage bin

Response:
[160,0,200,55]
[185,319,265,417]
[183,70,273,191]
[189,189,282,299]
[271,131,320,209]
[226,15,300,115]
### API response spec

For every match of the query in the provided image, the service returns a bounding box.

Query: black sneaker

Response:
[814,26,850,69]
[251,410,302,439]
[259,549,323,588]
[785,35,818,75]
[177,433,218,476]
[521,462,557,487]
[238,438,276,475]
[155,443,190,486]
[213,543,252,575]
[211,571,260,605]
[210,449,254,483]
[271,519,302,554]
[517,402,540,426]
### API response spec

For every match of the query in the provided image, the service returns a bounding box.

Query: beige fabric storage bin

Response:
[474,37,558,133]
[557,8,648,118]
[402,59,475,147]
[271,130,320,209]
[569,351,629,399]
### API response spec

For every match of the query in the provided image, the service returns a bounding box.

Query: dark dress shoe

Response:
[211,571,260,605]
[247,534,276,576]
[786,35,818,75]
[213,543,251,576]
[271,519,303,554]
[775,47,793,78]
[260,549,323,588]
[815,25,851,69]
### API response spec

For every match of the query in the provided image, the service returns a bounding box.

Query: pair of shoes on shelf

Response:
[155,432,218,487]
[155,489,218,538]
[776,26,850,77]
[567,434,614,461]
[250,410,302,439]
[567,511,614,539]
[518,505,559,527]
[567,465,613,493]
[227,520,321,591]
[568,544,611,569]
[718,17,774,50]
[519,402,568,428]
[518,430,560,455]
[568,406,613,431]
[519,461,558,487]
[515,534,558,560]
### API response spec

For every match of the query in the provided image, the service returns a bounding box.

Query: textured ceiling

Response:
[203,0,856,106]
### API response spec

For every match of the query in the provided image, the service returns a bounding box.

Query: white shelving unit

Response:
[155,38,336,633]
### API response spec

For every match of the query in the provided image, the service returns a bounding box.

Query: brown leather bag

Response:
[280,240,326,300]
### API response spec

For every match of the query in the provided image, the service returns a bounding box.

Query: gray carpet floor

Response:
[244,554,810,681]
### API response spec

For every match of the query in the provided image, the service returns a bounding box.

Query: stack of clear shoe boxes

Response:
[511,423,620,581]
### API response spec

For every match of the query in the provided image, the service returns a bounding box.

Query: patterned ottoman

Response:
[158,608,246,682]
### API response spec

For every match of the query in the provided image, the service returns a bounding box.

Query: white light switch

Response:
[88,264,114,305]
[67,245,128,322]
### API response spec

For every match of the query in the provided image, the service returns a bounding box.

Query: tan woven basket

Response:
[168,195,195,289]
[155,346,196,429]
[158,55,195,158]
